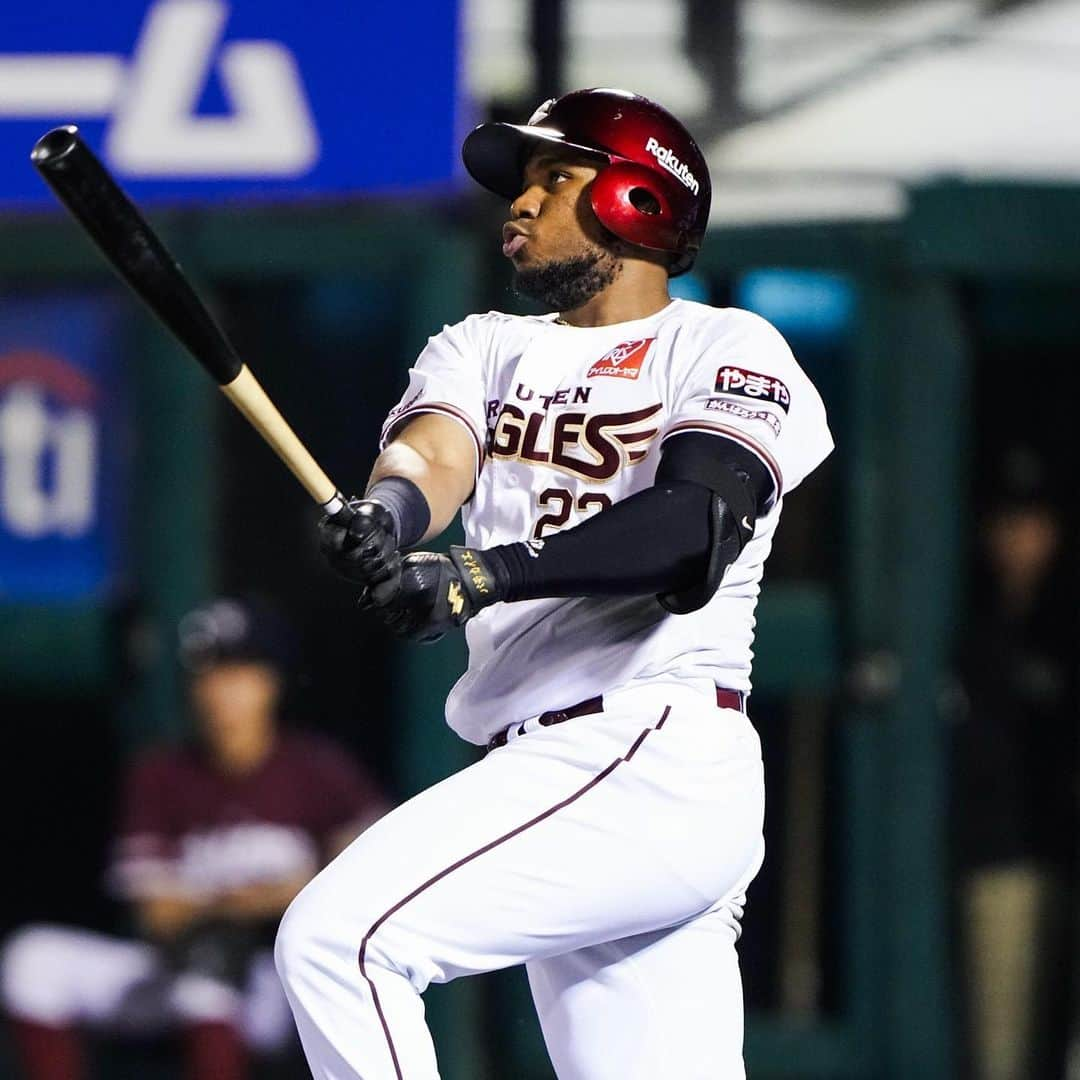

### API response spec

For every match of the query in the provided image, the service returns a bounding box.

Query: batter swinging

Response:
[275,88,833,1079]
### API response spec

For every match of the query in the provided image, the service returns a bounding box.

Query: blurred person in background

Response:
[0,597,391,1080]
[952,448,1077,1080]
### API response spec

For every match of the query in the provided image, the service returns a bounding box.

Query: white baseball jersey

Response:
[278,298,830,1080]
[382,298,833,745]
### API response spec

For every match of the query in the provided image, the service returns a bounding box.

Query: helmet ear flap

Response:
[590,161,684,255]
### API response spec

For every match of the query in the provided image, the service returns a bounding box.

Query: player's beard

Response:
[513,244,622,313]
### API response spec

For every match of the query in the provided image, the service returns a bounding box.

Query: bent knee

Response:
[275,876,423,999]
[274,881,332,992]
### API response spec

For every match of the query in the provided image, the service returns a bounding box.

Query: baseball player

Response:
[1,598,389,1080]
[275,88,833,1079]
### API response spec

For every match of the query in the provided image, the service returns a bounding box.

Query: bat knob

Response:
[31,126,81,168]
[322,493,348,518]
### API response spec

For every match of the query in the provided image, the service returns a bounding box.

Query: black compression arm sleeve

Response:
[656,432,776,517]
[484,480,712,601]
[479,432,776,604]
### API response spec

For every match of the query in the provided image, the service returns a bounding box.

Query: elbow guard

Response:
[657,493,750,614]
[655,432,775,614]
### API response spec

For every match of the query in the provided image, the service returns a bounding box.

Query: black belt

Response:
[487,695,604,751]
[487,686,745,752]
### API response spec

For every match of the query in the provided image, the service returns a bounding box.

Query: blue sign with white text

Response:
[0,2,463,206]
[0,295,127,600]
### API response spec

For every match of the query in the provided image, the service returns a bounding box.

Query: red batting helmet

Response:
[462,88,711,276]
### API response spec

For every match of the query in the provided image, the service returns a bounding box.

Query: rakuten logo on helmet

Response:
[644,137,699,195]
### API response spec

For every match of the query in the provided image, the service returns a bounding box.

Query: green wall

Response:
[3,180,1079,1077]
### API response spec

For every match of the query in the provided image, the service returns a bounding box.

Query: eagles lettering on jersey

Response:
[380,299,833,745]
[486,398,662,481]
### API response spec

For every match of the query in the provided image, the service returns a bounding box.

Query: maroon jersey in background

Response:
[110,733,387,900]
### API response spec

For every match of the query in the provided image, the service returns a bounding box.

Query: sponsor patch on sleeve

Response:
[704,397,782,437]
[714,366,790,412]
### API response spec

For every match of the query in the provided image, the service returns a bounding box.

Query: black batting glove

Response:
[373,546,504,643]
[318,498,402,604]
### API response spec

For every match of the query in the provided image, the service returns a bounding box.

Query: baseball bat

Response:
[30,124,345,517]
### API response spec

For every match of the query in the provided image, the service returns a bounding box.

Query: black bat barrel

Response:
[31,126,242,385]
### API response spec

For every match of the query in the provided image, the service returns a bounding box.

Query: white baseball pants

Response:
[275,681,765,1079]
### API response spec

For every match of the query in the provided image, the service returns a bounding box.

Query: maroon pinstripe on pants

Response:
[356,705,672,1079]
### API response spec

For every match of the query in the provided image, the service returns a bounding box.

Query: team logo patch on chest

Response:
[587,338,655,380]
[714,366,791,412]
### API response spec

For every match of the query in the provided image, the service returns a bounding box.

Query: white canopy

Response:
[708,0,1080,224]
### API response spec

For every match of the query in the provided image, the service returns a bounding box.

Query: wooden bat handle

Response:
[221,365,345,515]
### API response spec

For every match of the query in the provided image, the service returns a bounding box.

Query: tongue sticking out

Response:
[502,234,527,258]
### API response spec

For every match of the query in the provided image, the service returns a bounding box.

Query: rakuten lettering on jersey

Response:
[714,366,791,412]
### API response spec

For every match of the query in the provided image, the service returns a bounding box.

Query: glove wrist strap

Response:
[448,546,506,612]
